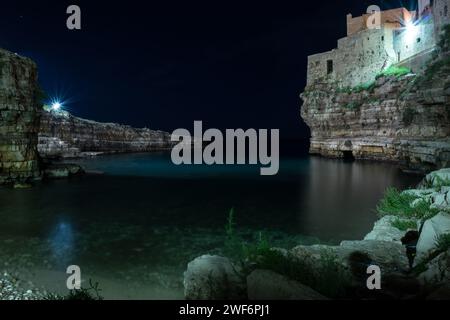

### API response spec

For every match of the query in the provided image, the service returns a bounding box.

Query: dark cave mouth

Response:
[342,150,355,161]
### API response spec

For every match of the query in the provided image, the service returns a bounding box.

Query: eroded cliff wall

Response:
[38,111,174,158]
[0,49,41,185]
[300,55,450,171]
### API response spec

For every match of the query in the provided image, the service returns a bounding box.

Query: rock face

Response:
[363,216,409,243]
[300,60,450,172]
[0,49,41,185]
[43,163,84,179]
[416,212,450,263]
[183,255,246,300]
[38,110,174,158]
[291,240,409,275]
[419,249,450,285]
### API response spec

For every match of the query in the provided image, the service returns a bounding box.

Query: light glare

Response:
[52,102,62,111]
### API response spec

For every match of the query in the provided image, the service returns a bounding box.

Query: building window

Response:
[417,37,421,43]
[381,36,384,41]
[327,60,333,74]
[445,6,448,16]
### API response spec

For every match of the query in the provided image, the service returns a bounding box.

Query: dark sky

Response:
[0,0,415,138]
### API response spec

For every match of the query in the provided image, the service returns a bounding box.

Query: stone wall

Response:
[0,49,41,185]
[433,0,450,37]
[38,110,175,158]
[307,26,398,88]
[393,22,436,66]
[346,8,410,37]
[301,54,450,172]
[307,6,441,89]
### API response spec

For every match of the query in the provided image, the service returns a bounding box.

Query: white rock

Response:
[364,216,406,243]
[423,169,450,188]
[418,249,450,285]
[183,255,246,300]
[416,212,450,263]
[431,190,449,210]
[403,188,435,199]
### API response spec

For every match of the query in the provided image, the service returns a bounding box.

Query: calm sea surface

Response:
[0,151,422,299]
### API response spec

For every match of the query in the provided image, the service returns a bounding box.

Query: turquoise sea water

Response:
[0,152,422,299]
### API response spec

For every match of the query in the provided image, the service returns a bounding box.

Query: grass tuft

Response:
[223,209,351,298]
[435,233,450,253]
[376,66,411,79]
[391,218,417,231]
[44,279,103,300]
[377,187,439,220]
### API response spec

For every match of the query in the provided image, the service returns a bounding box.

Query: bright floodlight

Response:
[52,102,62,111]
[404,21,419,44]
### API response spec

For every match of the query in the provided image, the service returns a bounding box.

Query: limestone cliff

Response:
[38,110,174,158]
[300,55,450,172]
[0,49,41,185]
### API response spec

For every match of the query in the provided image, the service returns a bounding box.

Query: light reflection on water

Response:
[0,152,423,298]
[48,221,75,268]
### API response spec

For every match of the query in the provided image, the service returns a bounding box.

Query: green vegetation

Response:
[336,87,352,94]
[344,101,361,110]
[222,209,351,298]
[377,187,439,221]
[412,233,450,276]
[376,66,411,79]
[254,248,350,298]
[335,66,410,97]
[337,82,376,95]
[417,55,450,84]
[438,24,450,52]
[353,81,376,93]
[391,218,417,231]
[414,25,450,85]
[44,279,103,300]
[435,233,450,253]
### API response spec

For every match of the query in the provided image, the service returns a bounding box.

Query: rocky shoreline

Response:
[0,272,46,300]
[183,168,450,300]
[38,110,175,159]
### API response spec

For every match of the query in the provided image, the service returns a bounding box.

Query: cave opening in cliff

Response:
[342,150,355,161]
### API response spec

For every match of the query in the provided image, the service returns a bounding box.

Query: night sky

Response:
[0,0,415,138]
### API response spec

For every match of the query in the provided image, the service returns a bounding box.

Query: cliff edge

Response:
[0,49,41,185]
[38,110,174,159]
[301,49,450,172]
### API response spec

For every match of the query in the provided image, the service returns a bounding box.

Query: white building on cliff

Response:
[306,0,450,88]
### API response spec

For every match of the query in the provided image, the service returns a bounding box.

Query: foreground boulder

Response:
[43,163,84,179]
[364,216,408,243]
[247,270,328,300]
[183,255,246,300]
[415,212,450,263]
[291,240,409,275]
[420,168,450,188]
[418,249,450,285]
